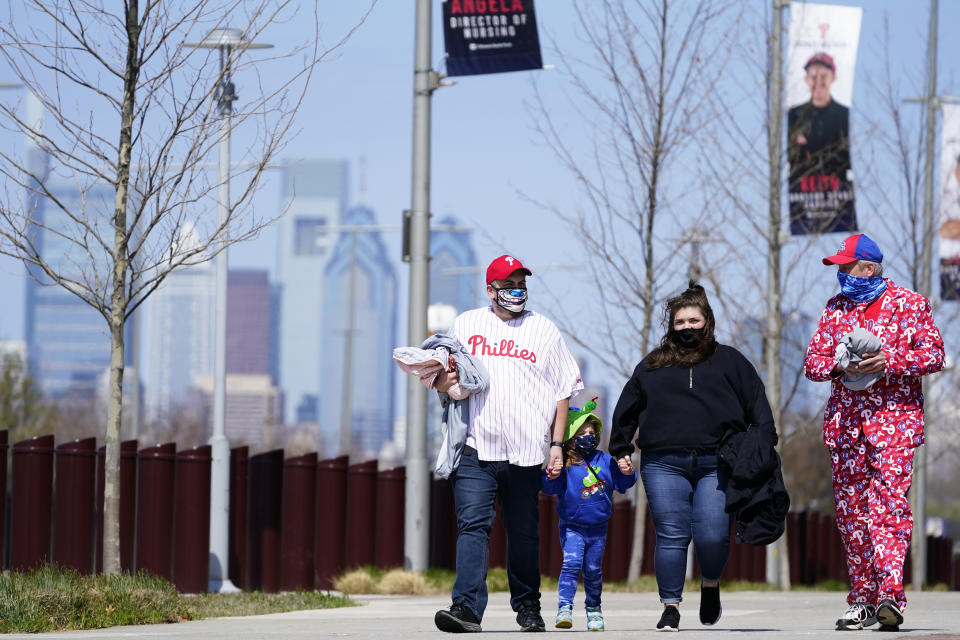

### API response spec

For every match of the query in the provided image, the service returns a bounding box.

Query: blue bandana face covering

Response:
[837,271,887,303]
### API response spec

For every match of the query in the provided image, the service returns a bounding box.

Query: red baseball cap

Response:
[486,254,532,285]
[822,233,884,265]
[804,52,836,73]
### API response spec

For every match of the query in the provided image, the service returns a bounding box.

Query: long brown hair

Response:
[644,281,717,370]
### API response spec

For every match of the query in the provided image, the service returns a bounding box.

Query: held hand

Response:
[434,367,459,392]
[617,455,634,475]
[850,350,886,375]
[547,448,563,479]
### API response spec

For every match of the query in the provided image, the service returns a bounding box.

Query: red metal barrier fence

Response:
[228,445,249,589]
[136,442,177,581]
[345,460,377,569]
[0,430,7,568]
[315,455,348,590]
[247,449,283,592]
[1,428,957,593]
[173,445,212,593]
[11,434,54,571]
[282,452,316,591]
[53,438,97,573]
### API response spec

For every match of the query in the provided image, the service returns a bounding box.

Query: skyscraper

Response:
[425,216,477,454]
[318,205,396,459]
[24,170,134,398]
[274,159,347,425]
[431,215,478,311]
[226,269,271,376]
[145,262,215,420]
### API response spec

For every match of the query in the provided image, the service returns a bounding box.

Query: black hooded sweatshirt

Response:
[609,343,775,458]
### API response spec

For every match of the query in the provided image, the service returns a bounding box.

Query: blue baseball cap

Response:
[822,233,883,265]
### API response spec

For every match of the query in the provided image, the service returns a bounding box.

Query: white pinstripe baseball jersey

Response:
[451,306,583,466]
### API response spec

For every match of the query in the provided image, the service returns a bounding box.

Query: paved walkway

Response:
[5,591,960,638]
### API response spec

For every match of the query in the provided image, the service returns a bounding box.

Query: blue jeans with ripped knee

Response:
[556,522,607,609]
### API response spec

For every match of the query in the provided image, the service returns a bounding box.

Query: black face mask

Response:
[672,327,703,349]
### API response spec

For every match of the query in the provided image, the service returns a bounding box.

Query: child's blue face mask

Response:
[573,434,598,458]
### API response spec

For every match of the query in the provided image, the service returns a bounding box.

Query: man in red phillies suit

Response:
[805,233,944,632]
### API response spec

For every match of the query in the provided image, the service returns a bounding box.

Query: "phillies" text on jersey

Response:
[466,334,536,363]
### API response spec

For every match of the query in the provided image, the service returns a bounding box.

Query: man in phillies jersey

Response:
[805,233,944,632]
[433,254,583,633]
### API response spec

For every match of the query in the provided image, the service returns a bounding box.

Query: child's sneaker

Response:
[585,606,604,631]
[555,604,573,629]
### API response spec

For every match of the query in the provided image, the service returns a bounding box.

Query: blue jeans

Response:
[557,522,606,608]
[640,450,731,604]
[450,447,543,620]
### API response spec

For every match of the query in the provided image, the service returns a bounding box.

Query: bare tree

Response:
[0,0,371,574]
[529,0,741,583]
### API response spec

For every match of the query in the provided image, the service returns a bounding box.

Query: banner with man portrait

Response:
[786,3,862,235]
[940,104,960,300]
[442,0,542,77]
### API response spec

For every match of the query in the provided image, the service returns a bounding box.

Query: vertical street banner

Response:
[940,104,960,301]
[442,0,542,77]
[786,3,862,235]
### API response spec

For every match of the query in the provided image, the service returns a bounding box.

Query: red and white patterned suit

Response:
[805,279,945,611]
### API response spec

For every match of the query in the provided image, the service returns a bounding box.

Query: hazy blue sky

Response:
[1,1,958,388]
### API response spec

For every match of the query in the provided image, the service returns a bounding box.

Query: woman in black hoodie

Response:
[610,283,776,632]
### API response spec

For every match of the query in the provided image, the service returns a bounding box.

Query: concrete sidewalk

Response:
[5,591,960,639]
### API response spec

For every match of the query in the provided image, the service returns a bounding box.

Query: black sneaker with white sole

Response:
[876,599,903,632]
[435,600,482,633]
[656,606,680,632]
[835,602,877,630]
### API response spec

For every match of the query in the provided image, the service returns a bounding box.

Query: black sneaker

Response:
[876,599,903,632]
[700,583,722,625]
[516,601,546,632]
[656,606,680,632]
[835,602,877,630]
[435,600,482,633]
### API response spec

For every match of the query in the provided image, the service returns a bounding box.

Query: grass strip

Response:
[0,566,353,633]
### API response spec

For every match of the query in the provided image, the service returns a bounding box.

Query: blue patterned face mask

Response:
[837,271,887,303]
[572,434,598,458]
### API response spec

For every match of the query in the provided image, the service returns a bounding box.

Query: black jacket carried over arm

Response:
[718,421,790,545]
[610,343,789,545]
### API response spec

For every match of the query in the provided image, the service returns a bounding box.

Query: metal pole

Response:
[405,0,433,571]
[765,0,789,589]
[208,44,238,593]
[912,0,938,590]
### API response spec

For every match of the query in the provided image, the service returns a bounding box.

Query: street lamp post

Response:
[187,27,272,593]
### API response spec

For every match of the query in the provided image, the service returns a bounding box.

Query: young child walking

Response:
[541,398,637,631]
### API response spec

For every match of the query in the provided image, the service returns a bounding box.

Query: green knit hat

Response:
[564,397,602,442]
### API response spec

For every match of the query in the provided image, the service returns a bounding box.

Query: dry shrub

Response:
[332,570,377,594]
[376,569,436,595]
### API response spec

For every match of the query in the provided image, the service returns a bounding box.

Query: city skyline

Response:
[2,2,958,434]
